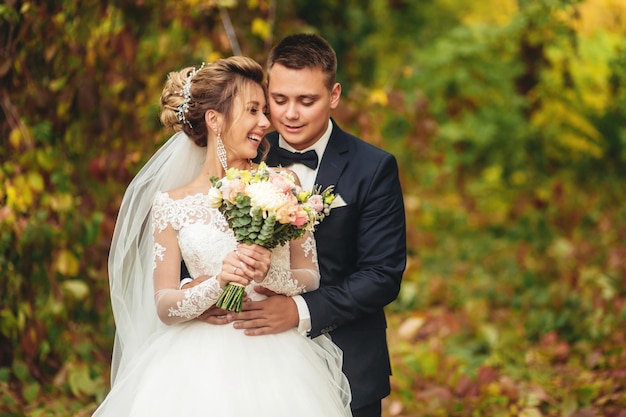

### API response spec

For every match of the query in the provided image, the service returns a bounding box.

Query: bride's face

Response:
[224,83,270,166]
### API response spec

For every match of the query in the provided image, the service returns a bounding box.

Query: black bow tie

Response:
[277,148,318,170]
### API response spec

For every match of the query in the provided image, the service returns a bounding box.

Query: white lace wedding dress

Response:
[94,191,352,417]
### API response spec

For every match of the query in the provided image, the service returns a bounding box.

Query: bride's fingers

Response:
[219,266,250,287]
[232,247,270,283]
[230,252,252,279]
[221,252,251,282]
[237,244,271,262]
[234,248,254,268]
[236,246,271,275]
[237,259,268,282]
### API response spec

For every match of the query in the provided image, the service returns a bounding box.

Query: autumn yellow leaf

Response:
[55,249,79,276]
[51,193,74,212]
[251,18,270,40]
[369,89,388,106]
[27,171,44,193]
[62,279,90,301]
[8,128,24,149]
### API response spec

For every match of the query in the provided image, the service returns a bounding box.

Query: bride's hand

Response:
[236,244,271,283]
[217,251,251,288]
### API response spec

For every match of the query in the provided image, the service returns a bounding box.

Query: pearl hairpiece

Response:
[176,62,206,128]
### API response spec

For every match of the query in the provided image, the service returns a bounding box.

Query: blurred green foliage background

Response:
[1,0,625,415]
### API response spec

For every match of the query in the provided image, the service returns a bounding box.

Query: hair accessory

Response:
[176,62,206,128]
[216,132,228,171]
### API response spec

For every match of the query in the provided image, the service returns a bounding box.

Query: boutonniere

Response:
[328,194,346,210]
[309,184,336,224]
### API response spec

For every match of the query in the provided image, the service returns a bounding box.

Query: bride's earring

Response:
[216,132,228,172]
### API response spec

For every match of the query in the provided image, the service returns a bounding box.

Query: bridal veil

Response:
[107,132,206,382]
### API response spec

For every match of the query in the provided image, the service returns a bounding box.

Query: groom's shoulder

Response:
[334,123,394,160]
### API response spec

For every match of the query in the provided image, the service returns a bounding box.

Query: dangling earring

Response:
[216,132,228,172]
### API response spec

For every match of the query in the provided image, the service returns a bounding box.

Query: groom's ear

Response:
[330,83,341,110]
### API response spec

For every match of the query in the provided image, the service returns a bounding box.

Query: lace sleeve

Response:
[151,194,223,325]
[259,231,320,296]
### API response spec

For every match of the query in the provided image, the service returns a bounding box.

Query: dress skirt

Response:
[93,320,351,417]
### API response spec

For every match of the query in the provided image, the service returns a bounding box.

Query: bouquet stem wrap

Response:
[215,283,246,312]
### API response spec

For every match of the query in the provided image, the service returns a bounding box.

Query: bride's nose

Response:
[259,112,270,129]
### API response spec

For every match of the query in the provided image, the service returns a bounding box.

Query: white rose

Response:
[207,187,223,208]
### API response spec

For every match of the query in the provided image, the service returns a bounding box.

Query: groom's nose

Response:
[284,102,299,120]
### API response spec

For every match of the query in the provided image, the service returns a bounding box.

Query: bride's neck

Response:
[227,158,254,171]
[201,157,253,179]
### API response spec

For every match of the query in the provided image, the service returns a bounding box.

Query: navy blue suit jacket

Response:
[265,121,407,408]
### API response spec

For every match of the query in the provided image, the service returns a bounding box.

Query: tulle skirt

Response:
[93,320,352,417]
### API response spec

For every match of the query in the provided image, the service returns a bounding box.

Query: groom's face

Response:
[268,64,340,151]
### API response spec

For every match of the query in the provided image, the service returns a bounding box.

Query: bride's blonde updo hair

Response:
[160,56,266,147]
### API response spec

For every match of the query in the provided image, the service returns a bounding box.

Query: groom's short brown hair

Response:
[267,33,337,91]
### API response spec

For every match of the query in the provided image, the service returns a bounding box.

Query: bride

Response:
[94,56,351,416]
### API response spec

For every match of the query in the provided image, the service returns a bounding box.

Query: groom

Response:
[232,34,407,417]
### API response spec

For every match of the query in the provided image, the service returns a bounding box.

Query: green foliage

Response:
[374,0,626,414]
[0,0,272,414]
[289,0,452,88]
[1,0,625,416]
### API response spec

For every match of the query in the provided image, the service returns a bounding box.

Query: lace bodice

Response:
[150,191,320,325]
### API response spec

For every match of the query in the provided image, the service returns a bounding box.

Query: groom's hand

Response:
[197,305,230,325]
[230,292,299,335]
[196,295,253,325]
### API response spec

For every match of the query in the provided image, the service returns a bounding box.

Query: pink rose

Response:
[308,195,324,212]
[220,179,246,203]
[291,207,309,227]
[270,173,295,194]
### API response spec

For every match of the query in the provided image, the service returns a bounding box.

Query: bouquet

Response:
[209,162,335,312]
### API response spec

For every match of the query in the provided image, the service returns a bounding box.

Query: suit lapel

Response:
[315,123,349,190]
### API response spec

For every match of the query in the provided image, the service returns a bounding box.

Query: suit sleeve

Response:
[302,154,406,337]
